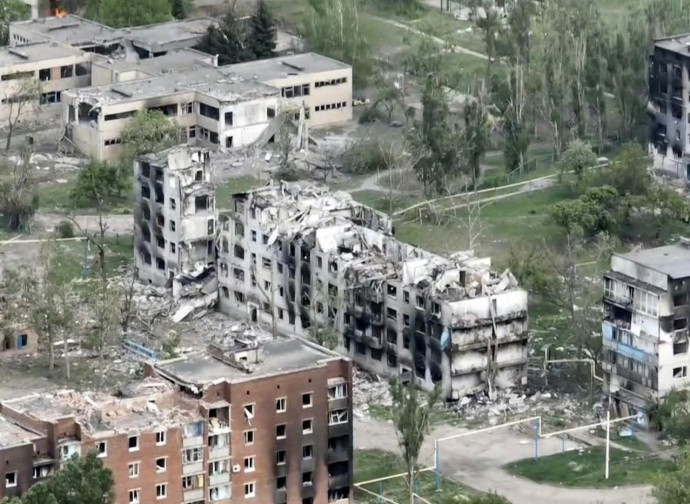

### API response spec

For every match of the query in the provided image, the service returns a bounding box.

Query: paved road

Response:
[354,417,653,504]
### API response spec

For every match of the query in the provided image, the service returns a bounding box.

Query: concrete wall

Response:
[611,256,668,291]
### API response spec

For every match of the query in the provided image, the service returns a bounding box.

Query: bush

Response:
[342,141,387,174]
[56,220,74,239]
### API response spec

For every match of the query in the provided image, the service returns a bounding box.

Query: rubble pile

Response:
[352,368,392,418]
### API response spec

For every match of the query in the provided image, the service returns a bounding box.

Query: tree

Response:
[475,2,502,78]
[247,0,276,60]
[549,185,624,237]
[0,0,30,45]
[95,0,171,28]
[589,144,650,197]
[390,380,442,504]
[654,445,690,504]
[559,140,597,181]
[20,452,114,504]
[4,76,42,152]
[461,82,490,183]
[196,7,252,65]
[373,73,404,124]
[303,0,370,88]
[0,145,39,231]
[655,390,690,443]
[121,109,178,159]
[70,159,130,208]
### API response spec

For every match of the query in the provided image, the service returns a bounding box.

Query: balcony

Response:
[328,422,350,437]
[301,483,316,498]
[328,397,348,411]
[183,436,204,448]
[208,419,231,435]
[183,462,204,475]
[302,457,315,471]
[209,445,230,459]
[275,489,288,504]
[327,447,349,463]
[328,473,350,489]
[184,489,204,502]
[209,472,230,486]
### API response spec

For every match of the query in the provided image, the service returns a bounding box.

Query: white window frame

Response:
[243,429,255,445]
[302,392,313,409]
[129,489,140,504]
[96,441,107,458]
[302,418,313,434]
[128,435,139,452]
[128,462,140,478]
[328,383,347,400]
[155,431,166,446]
[156,483,167,500]
[244,455,255,473]
[329,409,348,425]
[156,457,167,473]
[5,471,17,488]
[276,424,286,440]
[276,397,286,413]
[244,482,256,498]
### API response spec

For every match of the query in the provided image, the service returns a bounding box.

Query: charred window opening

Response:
[234,244,244,259]
[413,333,426,356]
[155,187,163,204]
[301,245,310,262]
[387,351,397,367]
[371,348,383,361]
[140,162,151,178]
[430,362,442,383]
[414,358,425,378]
[290,243,296,257]
[674,338,688,355]
[219,262,228,277]
[156,214,164,227]
[386,308,397,321]
[344,336,351,351]
[156,235,164,248]
[403,290,410,303]
[195,170,203,181]
[386,328,397,344]
[673,318,688,330]
[329,260,338,273]
[387,285,397,297]
[149,104,177,117]
[672,103,683,120]
[674,293,690,307]
[142,250,151,265]
[328,306,337,322]
[156,257,165,271]
[300,312,311,329]
[141,204,151,221]
[355,318,365,331]
[328,284,338,298]
[233,268,244,281]
[301,270,311,285]
[199,103,219,120]
[221,286,229,298]
[141,186,151,200]
[403,314,410,327]
[355,343,365,355]
[301,289,310,307]
[141,224,151,243]
[403,331,410,349]
[235,222,244,237]
[195,195,209,213]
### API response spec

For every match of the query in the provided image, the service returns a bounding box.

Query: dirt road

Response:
[354,417,653,504]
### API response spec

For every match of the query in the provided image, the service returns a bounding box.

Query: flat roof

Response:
[4,390,91,422]
[67,67,279,106]
[155,338,340,387]
[125,17,215,49]
[92,48,215,76]
[655,34,690,56]
[0,42,85,67]
[12,14,122,47]
[616,244,690,279]
[219,52,351,82]
[0,414,42,448]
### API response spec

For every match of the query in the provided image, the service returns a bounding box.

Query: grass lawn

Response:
[355,449,474,503]
[57,235,134,281]
[38,180,133,214]
[505,446,670,488]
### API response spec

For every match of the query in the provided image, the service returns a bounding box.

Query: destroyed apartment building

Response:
[0,325,354,504]
[602,241,690,427]
[214,184,529,401]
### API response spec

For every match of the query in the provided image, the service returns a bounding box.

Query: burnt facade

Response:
[603,242,690,427]
[216,184,529,400]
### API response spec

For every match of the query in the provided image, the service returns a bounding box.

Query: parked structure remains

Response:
[0,325,353,504]
[602,240,690,426]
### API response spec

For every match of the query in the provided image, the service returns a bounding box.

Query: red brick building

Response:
[0,336,352,504]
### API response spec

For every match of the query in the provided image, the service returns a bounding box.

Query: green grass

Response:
[355,449,474,503]
[38,180,133,214]
[58,235,134,281]
[505,446,670,488]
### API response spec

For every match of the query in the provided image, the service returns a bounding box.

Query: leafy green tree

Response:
[170,0,190,19]
[0,0,30,45]
[461,84,490,183]
[550,185,623,237]
[475,3,502,78]
[589,144,650,197]
[559,140,597,181]
[303,0,370,88]
[196,7,251,65]
[121,109,178,159]
[654,445,690,504]
[70,160,130,208]
[0,145,39,231]
[372,73,404,124]
[248,0,276,60]
[21,452,114,504]
[655,390,690,443]
[390,380,442,504]
[96,0,172,28]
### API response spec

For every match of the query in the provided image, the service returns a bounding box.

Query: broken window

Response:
[128,436,139,451]
[276,397,287,413]
[169,198,176,210]
[302,419,313,434]
[371,348,383,361]
[226,136,233,148]
[234,244,245,259]
[387,351,397,367]
[303,445,313,459]
[156,457,166,472]
[234,291,245,303]
[674,318,688,330]
[276,450,287,465]
[673,366,687,379]
[170,220,176,232]
[243,403,255,421]
[387,284,397,297]
[60,65,74,78]
[674,339,688,355]
[180,102,193,114]
[672,103,683,120]
[224,111,233,126]
[302,392,313,408]
[276,424,286,439]
[233,268,245,281]
[96,441,107,457]
[329,260,338,272]
[195,195,209,213]
[329,409,348,425]
[5,471,17,488]
[39,68,51,81]
[416,295,424,308]
[221,286,229,298]
[199,102,219,120]
[262,257,271,269]
[208,219,214,235]
[355,342,366,355]
[244,430,255,445]
[220,262,228,277]
[386,328,397,344]
[433,302,441,314]
[235,222,244,237]
[141,186,150,200]
[387,307,397,321]
[403,290,410,303]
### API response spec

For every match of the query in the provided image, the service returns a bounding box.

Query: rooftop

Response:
[655,33,690,56]
[2,380,201,436]
[92,48,216,77]
[219,52,351,82]
[0,41,85,67]
[66,67,279,106]
[154,336,342,390]
[124,17,216,50]
[615,243,690,279]
[0,414,42,448]
[12,14,122,47]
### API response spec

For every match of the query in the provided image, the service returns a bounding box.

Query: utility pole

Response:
[604,409,611,480]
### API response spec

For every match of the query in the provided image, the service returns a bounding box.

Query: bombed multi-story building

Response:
[0,326,353,504]
[133,145,216,287]
[216,184,529,400]
[602,241,690,426]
